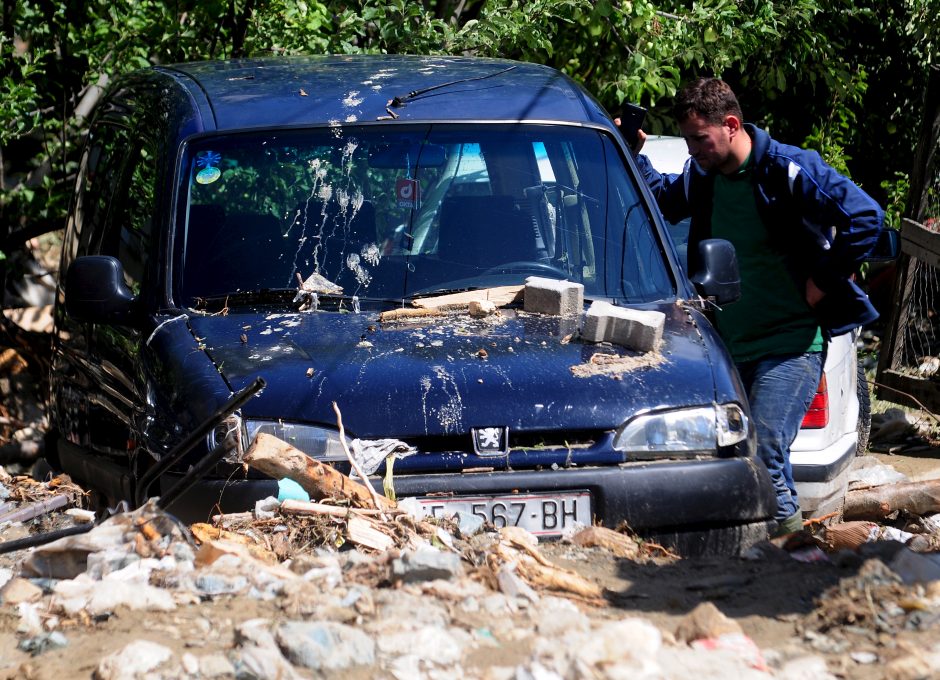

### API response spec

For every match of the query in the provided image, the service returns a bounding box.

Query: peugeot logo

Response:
[472,426,509,456]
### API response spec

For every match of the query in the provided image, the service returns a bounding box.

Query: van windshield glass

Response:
[179,124,673,305]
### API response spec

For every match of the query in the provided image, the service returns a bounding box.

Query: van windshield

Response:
[178,124,673,306]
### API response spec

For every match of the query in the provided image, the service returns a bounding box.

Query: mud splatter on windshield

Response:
[179,124,672,308]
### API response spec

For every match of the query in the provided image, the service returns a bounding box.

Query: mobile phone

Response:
[617,103,647,146]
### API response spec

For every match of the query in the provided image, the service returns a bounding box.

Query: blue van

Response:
[50,55,775,554]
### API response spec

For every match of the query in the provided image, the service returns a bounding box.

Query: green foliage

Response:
[881,171,910,230]
[0,0,935,251]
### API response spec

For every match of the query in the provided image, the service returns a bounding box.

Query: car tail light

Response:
[801,375,829,429]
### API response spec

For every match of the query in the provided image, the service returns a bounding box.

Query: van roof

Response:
[158,55,613,132]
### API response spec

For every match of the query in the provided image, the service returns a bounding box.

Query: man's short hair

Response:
[674,78,744,126]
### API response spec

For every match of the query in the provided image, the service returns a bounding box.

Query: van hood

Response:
[190,303,718,439]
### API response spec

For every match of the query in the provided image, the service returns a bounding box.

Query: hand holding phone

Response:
[616,103,647,149]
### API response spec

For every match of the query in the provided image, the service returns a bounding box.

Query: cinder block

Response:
[524,277,584,316]
[582,301,665,352]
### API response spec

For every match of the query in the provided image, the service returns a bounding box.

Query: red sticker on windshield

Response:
[396,178,421,209]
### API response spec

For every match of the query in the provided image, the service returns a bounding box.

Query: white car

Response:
[642,135,869,518]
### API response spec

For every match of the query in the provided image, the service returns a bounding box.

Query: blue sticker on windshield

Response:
[196,167,221,184]
[195,151,222,184]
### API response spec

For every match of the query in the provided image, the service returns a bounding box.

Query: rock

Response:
[469,299,498,317]
[1,577,43,604]
[17,631,68,656]
[377,625,466,665]
[675,602,743,643]
[497,563,540,602]
[534,597,590,636]
[373,590,450,628]
[884,654,937,680]
[455,510,485,537]
[236,644,303,680]
[195,572,250,596]
[199,652,236,677]
[94,640,174,680]
[390,546,463,583]
[275,621,375,671]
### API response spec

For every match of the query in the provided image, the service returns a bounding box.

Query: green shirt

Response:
[711,155,823,362]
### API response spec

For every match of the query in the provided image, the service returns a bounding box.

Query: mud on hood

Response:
[190,303,719,439]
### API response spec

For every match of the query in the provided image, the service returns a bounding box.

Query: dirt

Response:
[2,493,940,679]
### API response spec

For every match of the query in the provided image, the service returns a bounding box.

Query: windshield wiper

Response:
[408,285,488,299]
[387,65,518,109]
[192,289,403,313]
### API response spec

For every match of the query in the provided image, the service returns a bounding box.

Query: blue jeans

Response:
[736,352,824,521]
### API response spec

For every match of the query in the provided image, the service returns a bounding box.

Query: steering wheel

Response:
[481,261,569,279]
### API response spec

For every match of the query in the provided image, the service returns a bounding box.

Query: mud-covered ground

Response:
[1,448,940,680]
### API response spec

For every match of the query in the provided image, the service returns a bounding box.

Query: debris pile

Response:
[0,445,812,680]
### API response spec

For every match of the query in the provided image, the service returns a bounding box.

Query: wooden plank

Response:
[900,218,940,268]
[875,369,940,412]
[411,285,524,310]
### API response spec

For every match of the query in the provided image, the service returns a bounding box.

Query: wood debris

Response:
[486,526,604,603]
[569,525,641,559]
[243,433,395,511]
[844,478,940,521]
[378,307,445,323]
[410,285,524,310]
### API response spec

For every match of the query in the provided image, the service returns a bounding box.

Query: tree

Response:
[0,0,934,269]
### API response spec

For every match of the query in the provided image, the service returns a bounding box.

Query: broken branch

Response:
[243,433,393,510]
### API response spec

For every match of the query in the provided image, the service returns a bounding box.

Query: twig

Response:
[280,499,398,518]
[332,401,389,519]
[803,510,840,527]
[871,379,940,425]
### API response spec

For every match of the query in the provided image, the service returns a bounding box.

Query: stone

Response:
[199,652,236,677]
[275,621,375,671]
[534,597,590,636]
[455,511,485,537]
[390,546,463,584]
[524,277,584,317]
[675,602,743,643]
[773,655,839,679]
[377,626,466,665]
[0,577,43,605]
[469,300,498,317]
[582,300,664,352]
[236,645,303,680]
[94,640,174,680]
[17,631,68,656]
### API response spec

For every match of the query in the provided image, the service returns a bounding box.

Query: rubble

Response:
[5,435,940,678]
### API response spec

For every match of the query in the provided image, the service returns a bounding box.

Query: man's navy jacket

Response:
[636,124,885,337]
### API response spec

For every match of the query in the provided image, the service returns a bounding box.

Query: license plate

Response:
[417,491,592,537]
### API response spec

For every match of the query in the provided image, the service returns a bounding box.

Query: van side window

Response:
[110,145,157,293]
[73,124,128,258]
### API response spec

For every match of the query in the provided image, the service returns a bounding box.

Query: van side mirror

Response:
[65,256,140,325]
[690,239,741,305]
[866,228,900,262]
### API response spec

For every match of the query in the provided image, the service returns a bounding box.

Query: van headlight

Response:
[612,404,748,458]
[244,420,350,462]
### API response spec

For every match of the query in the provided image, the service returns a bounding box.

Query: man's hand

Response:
[613,117,647,154]
[806,278,826,307]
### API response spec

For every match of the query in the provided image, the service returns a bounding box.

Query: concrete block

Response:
[524,277,584,316]
[582,301,664,352]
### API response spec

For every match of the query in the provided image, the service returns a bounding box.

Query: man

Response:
[632,78,884,535]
